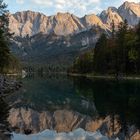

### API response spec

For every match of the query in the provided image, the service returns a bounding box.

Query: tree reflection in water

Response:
[0,97,11,140]
[73,77,140,136]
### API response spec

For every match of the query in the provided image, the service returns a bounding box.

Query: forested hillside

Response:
[69,20,140,76]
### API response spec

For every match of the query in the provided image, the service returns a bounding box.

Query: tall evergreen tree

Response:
[94,33,108,74]
[0,0,11,73]
[116,20,129,74]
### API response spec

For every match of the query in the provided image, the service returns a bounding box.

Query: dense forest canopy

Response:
[0,0,20,73]
[69,20,140,76]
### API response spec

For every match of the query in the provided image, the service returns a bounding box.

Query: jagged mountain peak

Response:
[56,12,71,16]
[122,1,139,8]
[119,1,140,16]
[107,7,118,12]
[100,1,140,27]
[9,11,106,37]
[83,14,107,30]
[8,1,140,37]
[10,1,140,65]
[118,1,140,25]
[100,6,123,28]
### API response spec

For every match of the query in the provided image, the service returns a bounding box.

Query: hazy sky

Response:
[4,0,140,17]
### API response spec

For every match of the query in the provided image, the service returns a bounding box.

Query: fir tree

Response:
[0,0,11,73]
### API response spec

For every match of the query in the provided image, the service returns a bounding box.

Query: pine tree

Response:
[0,0,11,73]
[94,33,108,74]
[116,20,129,74]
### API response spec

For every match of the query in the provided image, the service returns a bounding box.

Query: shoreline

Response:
[68,73,140,80]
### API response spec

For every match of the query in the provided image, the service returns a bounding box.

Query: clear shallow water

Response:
[2,74,140,139]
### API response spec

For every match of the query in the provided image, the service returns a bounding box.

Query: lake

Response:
[2,74,140,139]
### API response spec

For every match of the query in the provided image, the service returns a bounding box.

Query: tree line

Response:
[69,20,140,76]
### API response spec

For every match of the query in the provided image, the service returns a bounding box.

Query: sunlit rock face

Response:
[8,2,140,37]
[100,1,140,28]
[100,7,123,28]
[9,11,106,37]
[118,1,140,26]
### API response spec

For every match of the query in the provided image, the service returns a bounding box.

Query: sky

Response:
[4,0,140,17]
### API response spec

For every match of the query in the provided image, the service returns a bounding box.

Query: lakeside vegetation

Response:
[68,20,140,77]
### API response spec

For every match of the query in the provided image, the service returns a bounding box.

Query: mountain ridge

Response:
[9,1,140,65]
[9,1,140,37]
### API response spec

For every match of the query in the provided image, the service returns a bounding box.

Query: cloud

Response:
[32,0,53,6]
[4,0,103,16]
[48,0,101,16]
[16,0,24,4]
[32,0,101,12]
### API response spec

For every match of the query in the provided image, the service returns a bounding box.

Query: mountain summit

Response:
[9,11,106,37]
[9,1,140,65]
[9,1,140,37]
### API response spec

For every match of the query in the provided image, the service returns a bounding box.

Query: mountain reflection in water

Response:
[2,74,140,139]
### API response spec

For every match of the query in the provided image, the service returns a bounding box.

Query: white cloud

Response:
[32,0,101,11]
[16,0,24,4]
[55,0,66,4]
[32,0,53,6]
[4,0,103,16]
[89,0,100,3]
[48,0,101,16]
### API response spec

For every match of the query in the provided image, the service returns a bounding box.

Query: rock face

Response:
[9,1,140,65]
[118,1,140,26]
[9,11,106,37]
[9,2,140,37]
[100,2,140,27]
[9,11,48,37]
[11,27,104,65]
[100,7,123,28]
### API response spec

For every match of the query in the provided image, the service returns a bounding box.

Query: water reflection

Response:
[0,97,11,140]
[6,74,96,116]
[4,74,140,138]
[73,77,140,133]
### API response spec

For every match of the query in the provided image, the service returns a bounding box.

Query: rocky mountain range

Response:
[9,1,140,65]
[9,1,140,37]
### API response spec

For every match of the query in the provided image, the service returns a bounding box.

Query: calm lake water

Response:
[2,74,140,139]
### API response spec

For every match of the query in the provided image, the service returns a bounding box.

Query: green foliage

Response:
[69,51,94,73]
[69,20,140,75]
[94,33,108,74]
[0,0,20,73]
